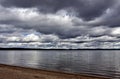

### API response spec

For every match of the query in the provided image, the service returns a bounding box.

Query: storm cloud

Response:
[1,0,115,20]
[0,0,120,48]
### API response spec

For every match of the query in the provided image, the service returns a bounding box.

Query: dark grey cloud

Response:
[1,0,115,20]
[0,0,120,39]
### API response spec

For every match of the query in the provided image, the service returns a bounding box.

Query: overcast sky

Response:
[0,0,120,49]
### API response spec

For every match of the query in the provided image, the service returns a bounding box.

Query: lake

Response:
[0,50,120,78]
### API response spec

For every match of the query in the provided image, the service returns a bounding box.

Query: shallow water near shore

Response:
[0,50,120,78]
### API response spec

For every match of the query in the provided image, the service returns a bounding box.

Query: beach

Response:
[0,64,109,79]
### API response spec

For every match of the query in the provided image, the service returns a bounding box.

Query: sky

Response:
[0,0,120,49]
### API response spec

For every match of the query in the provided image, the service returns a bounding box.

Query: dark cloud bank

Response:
[0,0,120,48]
[1,0,115,20]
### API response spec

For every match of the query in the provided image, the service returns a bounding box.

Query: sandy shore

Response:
[0,64,110,79]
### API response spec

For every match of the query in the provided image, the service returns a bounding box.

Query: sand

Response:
[0,64,110,79]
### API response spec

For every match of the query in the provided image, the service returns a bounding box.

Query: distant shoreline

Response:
[0,48,120,50]
[0,64,109,79]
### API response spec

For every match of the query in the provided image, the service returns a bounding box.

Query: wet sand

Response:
[0,64,110,79]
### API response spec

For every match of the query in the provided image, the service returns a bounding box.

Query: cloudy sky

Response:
[0,0,120,49]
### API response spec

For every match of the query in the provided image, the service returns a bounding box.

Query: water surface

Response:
[0,50,120,78]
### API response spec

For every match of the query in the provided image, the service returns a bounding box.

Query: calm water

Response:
[0,50,120,78]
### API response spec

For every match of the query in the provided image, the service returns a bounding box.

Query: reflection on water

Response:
[0,50,120,78]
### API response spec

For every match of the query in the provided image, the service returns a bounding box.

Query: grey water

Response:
[0,50,120,78]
